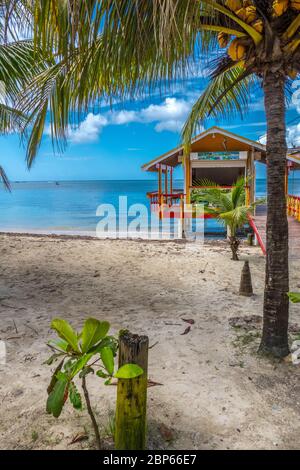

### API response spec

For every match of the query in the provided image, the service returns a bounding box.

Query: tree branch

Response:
[81,376,102,450]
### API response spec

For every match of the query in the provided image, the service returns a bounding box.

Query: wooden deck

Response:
[252,205,300,258]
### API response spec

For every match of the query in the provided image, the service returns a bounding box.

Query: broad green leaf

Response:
[96,370,109,379]
[69,382,82,410]
[51,318,80,353]
[114,364,144,379]
[89,336,118,356]
[70,353,93,378]
[288,292,300,304]
[48,338,69,352]
[81,318,110,353]
[47,359,65,395]
[48,339,69,352]
[100,347,114,376]
[46,376,68,418]
[56,371,68,381]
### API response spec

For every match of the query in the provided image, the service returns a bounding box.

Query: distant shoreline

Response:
[1,177,299,184]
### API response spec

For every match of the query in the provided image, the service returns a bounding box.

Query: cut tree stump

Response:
[239,260,253,297]
[115,331,149,450]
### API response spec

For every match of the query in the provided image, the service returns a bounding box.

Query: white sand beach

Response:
[0,234,300,450]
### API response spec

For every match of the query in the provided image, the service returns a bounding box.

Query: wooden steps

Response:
[251,205,300,258]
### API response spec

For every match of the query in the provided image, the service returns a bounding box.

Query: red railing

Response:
[247,214,266,256]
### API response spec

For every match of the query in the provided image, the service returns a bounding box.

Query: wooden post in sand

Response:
[239,260,253,297]
[115,331,149,450]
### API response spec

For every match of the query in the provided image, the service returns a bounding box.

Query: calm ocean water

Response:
[0,178,299,237]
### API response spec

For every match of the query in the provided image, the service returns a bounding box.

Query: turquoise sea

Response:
[0,178,299,237]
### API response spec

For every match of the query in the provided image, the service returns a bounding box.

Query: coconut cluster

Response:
[217,0,263,60]
[218,0,300,76]
[273,0,300,16]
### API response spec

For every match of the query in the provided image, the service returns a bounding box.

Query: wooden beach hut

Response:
[142,126,300,250]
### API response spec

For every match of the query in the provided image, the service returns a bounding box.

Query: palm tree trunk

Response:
[259,71,289,358]
[229,236,240,261]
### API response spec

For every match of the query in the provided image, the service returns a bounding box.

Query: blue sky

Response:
[1,76,300,181]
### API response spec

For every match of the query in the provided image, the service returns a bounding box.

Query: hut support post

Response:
[164,167,168,202]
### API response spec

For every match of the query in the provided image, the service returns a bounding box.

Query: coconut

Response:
[272,0,289,16]
[288,69,298,80]
[228,39,247,61]
[235,7,247,21]
[252,19,264,32]
[218,32,230,48]
[291,0,300,10]
[245,6,257,23]
[226,0,243,12]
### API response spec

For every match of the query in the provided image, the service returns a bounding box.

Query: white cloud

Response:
[259,134,266,145]
[141,97,190,123]
[259,123,300,148]
[225,121,266,130]
[291,80,300,114]
[45,97,195,143]
[110,97,192,133]
[287,124,300,148]
[110,110,138,125]
[68,113,108,143]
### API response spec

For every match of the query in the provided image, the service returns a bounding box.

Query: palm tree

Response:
[182,2,299,358]
[0,13,48,190]
[3,1,300,357]
[192,177,262,260]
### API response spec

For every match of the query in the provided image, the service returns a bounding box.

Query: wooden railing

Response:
[287,195,300,221]
[147,190,184,207]
[147,190,185,219]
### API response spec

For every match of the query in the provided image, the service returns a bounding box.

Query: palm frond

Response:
[193,177,228,188]
[0,0,32,43]
[219,205,250,230]
[0,103,27,133]
[0,165,11,191]
[182,61,256,149]
[231,177,246,208]
[0,40,47,98]
[283,13,300,41]
[191,177,263,236]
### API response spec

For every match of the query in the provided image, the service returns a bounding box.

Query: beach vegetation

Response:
[45,317,143,449]
[288,292,300,303]
[191,177,264,260]
[31,430,38,442]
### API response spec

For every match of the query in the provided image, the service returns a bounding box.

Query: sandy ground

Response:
[0,233,300,450]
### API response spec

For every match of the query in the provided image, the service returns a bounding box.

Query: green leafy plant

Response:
[191,177,265,260]
[288,293,300,303]
[45,317,143,449]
